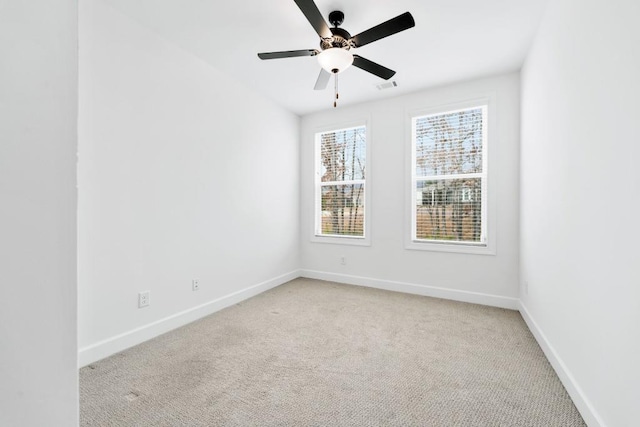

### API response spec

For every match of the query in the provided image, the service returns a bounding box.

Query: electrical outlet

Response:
[192,279,200,291]
[138,291,150,308]
[340,256,346,265]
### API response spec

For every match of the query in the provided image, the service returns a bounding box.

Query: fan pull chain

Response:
[334,72,339,108]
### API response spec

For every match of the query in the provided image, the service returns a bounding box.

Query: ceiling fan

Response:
[257,0,415,107]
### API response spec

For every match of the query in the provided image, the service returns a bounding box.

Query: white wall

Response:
[78,0,300,364]
[300,74,520,307]
[0,1,78,426]
[520,0,640,425]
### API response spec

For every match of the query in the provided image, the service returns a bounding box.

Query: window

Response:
[411,105,487,247]
[315,125,367,240]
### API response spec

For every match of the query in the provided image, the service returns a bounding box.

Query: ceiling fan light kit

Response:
[257,0,415,108]
[317,48,353,74]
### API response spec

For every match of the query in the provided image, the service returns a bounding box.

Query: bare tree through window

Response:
[413,106,486,243]
[317,126,366,237]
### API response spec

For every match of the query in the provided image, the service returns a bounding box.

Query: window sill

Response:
[311,234,371,247]
[405,239,495,255]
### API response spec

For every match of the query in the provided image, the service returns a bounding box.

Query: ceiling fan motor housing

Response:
[321,27,352,50]
[319,11,352,50]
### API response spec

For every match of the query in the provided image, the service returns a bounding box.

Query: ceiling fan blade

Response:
[350,12,415,48]
[352,55,396,80]
[293,0,332,39]
[257,49,319,60]
[314,69,331,90]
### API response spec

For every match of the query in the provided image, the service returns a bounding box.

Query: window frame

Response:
[405,98,496,255]
[312,120,371,246]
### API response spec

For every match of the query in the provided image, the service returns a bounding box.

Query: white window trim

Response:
[312,119,371,246]
[405,97,497,255]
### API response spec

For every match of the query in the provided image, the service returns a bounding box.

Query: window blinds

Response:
[316,126,366,237]
[413,106,487,244]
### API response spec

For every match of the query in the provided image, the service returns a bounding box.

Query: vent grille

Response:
[376,81,398,90]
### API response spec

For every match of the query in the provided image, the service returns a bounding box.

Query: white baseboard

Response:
[78,270,301,367]
[78,270,515,367]
[518,301,604,427]
[300,269,519,310]
[79,268,603,426]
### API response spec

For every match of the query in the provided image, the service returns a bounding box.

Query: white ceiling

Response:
[104,0,549,116]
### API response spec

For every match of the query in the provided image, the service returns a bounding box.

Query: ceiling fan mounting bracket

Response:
[328,10,344,27]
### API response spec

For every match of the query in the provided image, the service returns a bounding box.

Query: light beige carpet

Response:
[80,278,585,426]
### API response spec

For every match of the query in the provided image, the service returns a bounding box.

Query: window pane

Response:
[415,179,482,242]
[415,108,483,176]
[320,184,365,236]
[320,127,366,182]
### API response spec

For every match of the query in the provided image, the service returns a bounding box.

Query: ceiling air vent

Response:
[376,81,398,90]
